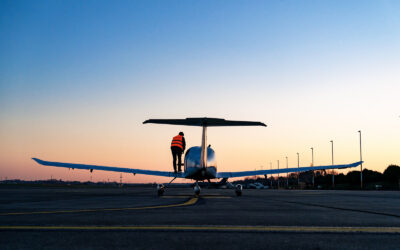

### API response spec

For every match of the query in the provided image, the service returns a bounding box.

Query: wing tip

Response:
[32,157,41,164]
[32,157,47,165]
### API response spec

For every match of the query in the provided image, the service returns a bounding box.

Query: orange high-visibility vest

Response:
[171,135,183,149]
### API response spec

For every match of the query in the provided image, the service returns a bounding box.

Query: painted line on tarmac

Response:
[0,225,400,233]
[0,197,198,216]
[162,195,231,199]
[201,196,231,199]
[273,199,400,219]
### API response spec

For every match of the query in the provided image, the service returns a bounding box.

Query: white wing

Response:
[216,161,363,178]
[32,158,185,178]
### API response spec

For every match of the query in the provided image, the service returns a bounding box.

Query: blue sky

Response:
[1,1,399,182]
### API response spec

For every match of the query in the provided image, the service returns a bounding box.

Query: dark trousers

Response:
[171,146,183,172]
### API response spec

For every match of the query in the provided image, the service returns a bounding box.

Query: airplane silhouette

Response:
[33,117,362,196]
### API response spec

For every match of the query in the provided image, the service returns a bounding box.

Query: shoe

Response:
[178,169,182,172]
[174,169,177,173]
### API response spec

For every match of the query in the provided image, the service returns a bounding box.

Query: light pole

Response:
[270,162,272,187]
[311,147,314,188]
[330,140,334,189]
[286,156,289,188]
[277,160,280,189]
[358,130,363,189]
[297,152,300,187]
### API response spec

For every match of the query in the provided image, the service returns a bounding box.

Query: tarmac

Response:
[1,185,400,249]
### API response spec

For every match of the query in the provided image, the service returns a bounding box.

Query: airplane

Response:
[33,117,363,196]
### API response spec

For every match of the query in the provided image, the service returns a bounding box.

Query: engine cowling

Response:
[184,147,217,180]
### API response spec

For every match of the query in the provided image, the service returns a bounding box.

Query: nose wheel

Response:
[194,182,201,195]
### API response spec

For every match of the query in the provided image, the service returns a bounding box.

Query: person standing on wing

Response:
[171,132,186,173]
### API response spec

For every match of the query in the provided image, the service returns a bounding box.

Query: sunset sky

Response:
[1,1,399,183]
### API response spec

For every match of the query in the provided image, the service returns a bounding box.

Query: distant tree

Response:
[383,165,400,183]
[362,169,384,183]
[299,171,313,184]
[314,170,325,177]
[346,170,361,184]
[344,169,383,185]
[335,173,346,184]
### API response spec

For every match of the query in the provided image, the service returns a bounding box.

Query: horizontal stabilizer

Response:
[143,117,266,127]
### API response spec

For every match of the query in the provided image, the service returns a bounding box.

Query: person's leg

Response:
[177,150,182,172]
[171,147,177,172]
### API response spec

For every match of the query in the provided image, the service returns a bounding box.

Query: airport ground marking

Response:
[162,195,231,199]
[273,199,400,219]
[1,225,400,234]
[0,197,198,216]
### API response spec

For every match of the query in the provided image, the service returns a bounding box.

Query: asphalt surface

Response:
[1,186,400,249]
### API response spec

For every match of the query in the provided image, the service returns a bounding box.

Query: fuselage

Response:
[184,146,217,180]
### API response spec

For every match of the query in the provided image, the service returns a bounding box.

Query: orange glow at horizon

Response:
[1,109,399,183]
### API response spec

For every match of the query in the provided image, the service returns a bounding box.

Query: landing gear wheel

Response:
[235,184,243,196]
[157,184,165,196]
[194,183,201,196]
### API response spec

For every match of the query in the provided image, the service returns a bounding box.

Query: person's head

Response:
[179,132,184,136]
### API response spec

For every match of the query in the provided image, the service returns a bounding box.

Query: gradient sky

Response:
[1,0,399,183]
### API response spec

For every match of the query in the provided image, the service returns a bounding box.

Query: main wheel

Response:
[157,184,165,196]
[235,184,243,196]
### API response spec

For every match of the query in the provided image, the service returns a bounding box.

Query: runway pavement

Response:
[1,186,400,249]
